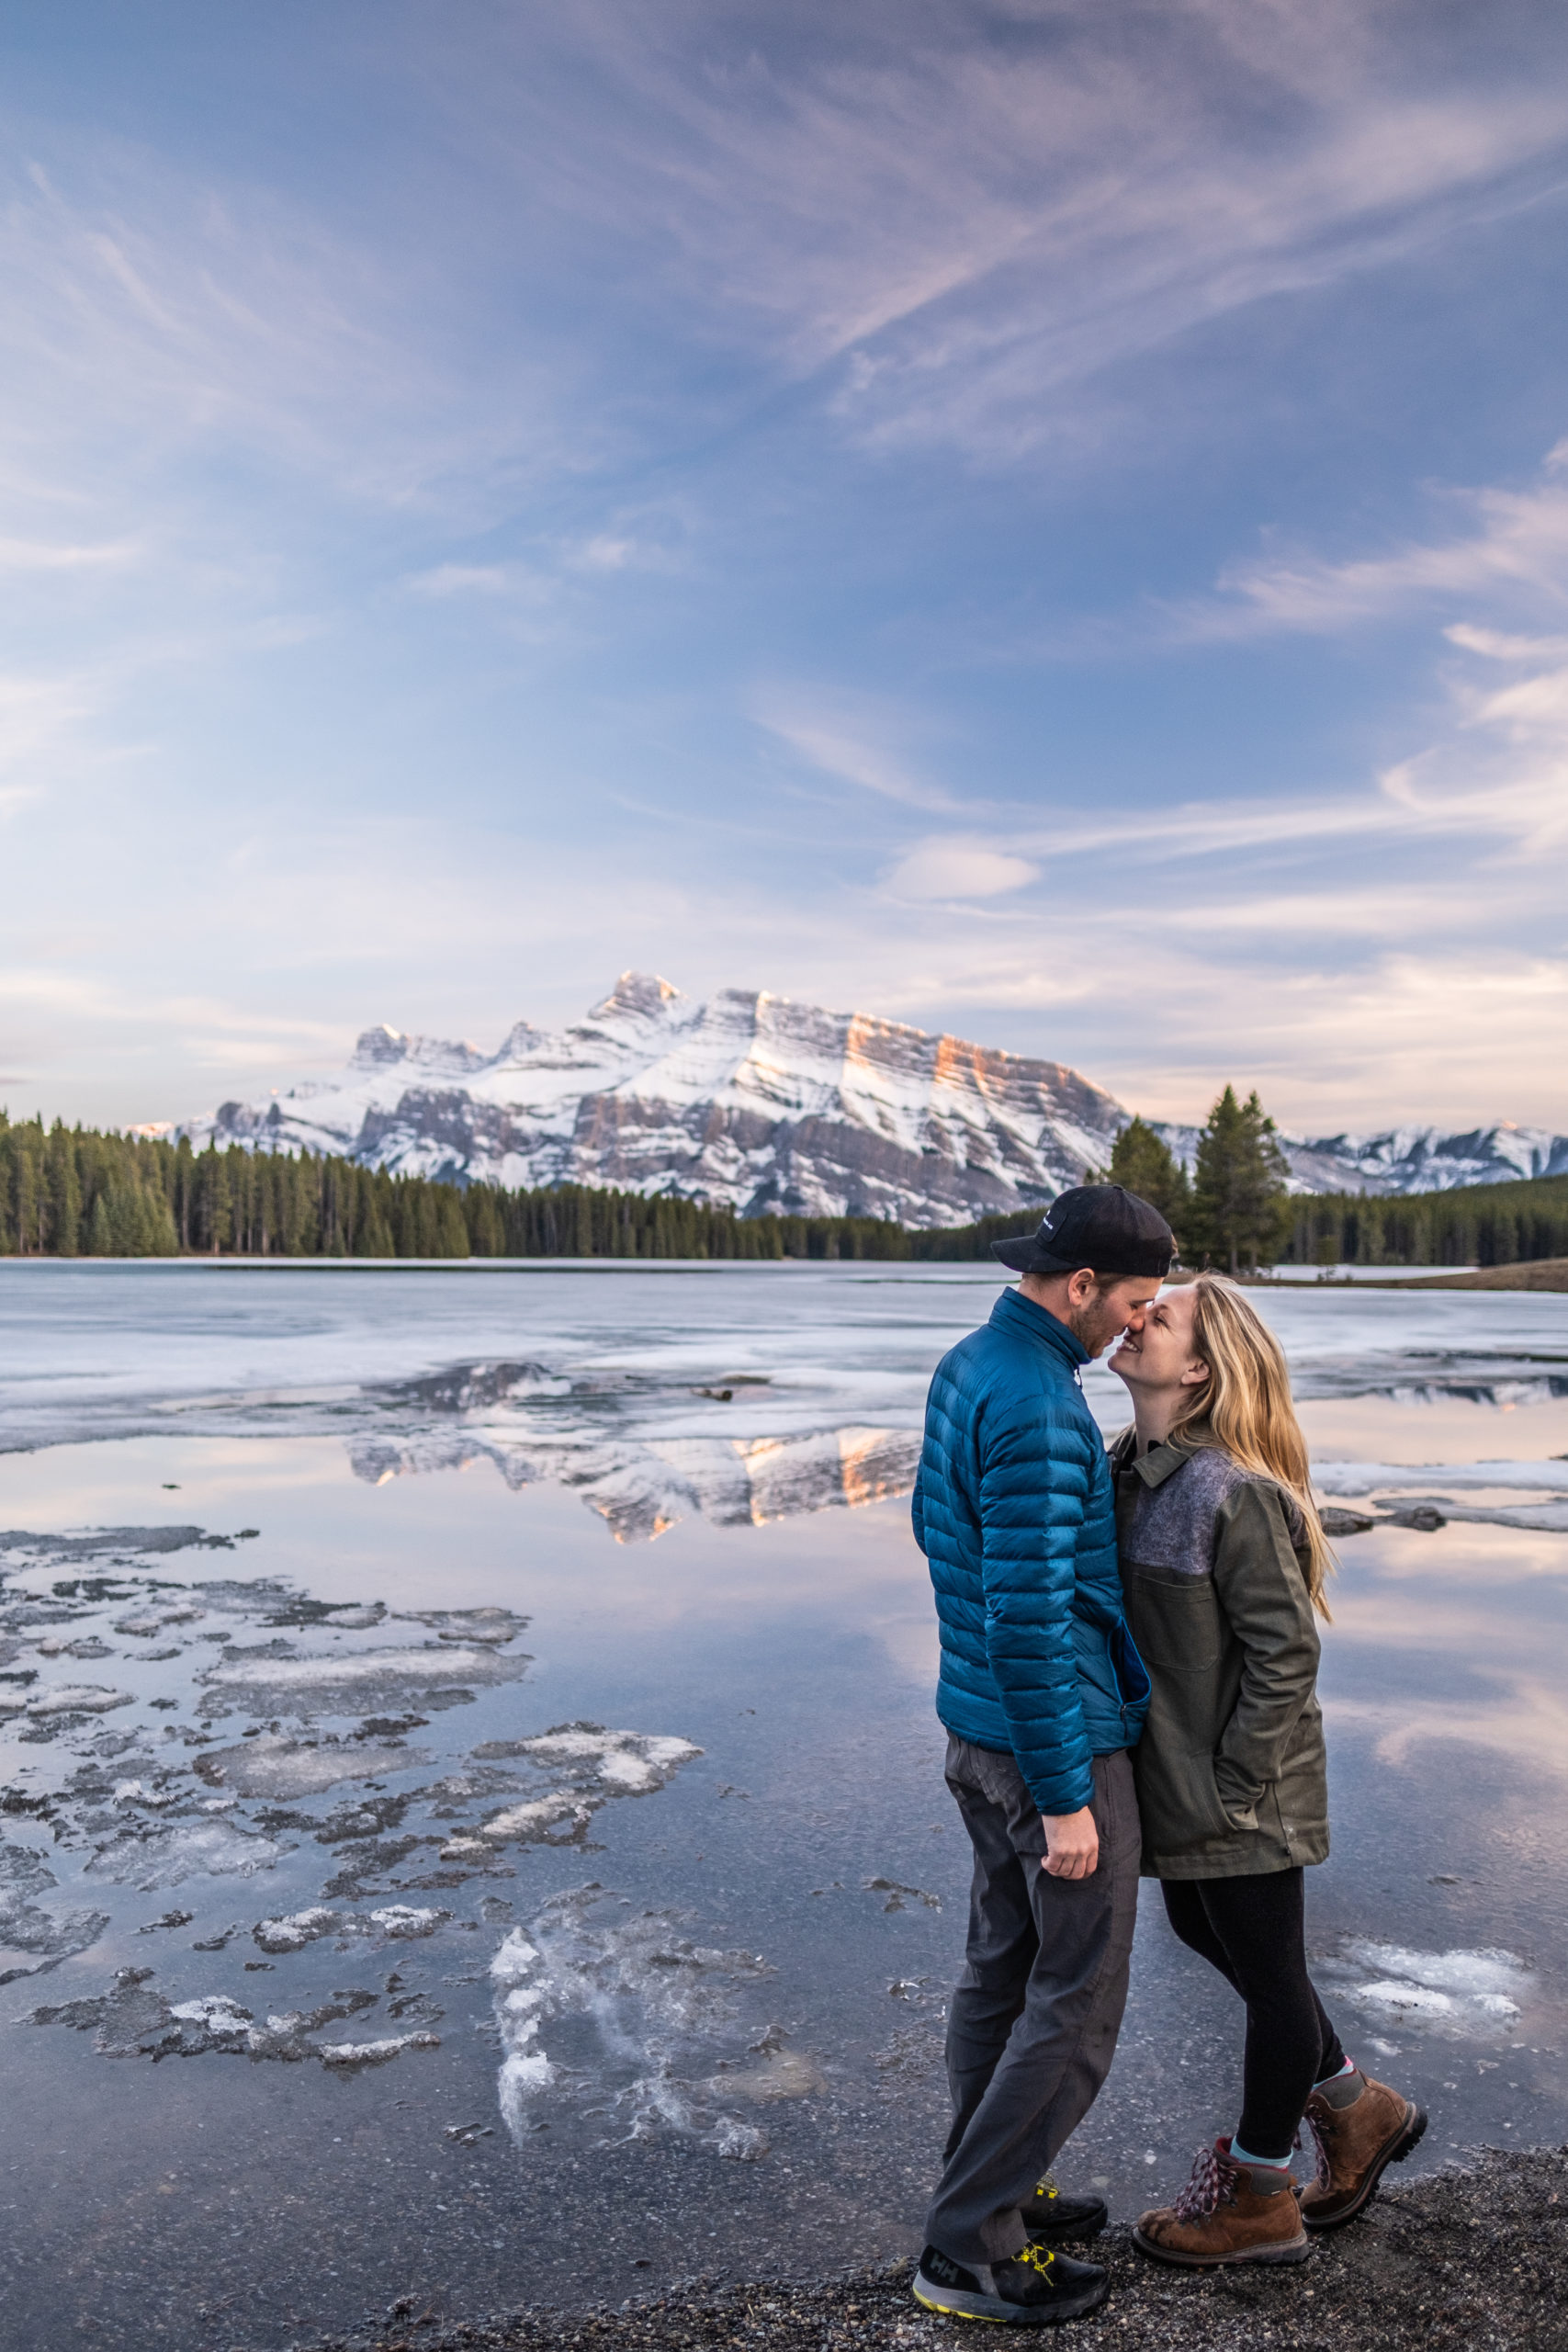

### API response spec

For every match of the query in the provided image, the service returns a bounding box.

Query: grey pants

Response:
[924,1739,1140,2268]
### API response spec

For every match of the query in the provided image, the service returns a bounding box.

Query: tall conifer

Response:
[1107,1116,1190,1238]
[1188,1086,1290,1273]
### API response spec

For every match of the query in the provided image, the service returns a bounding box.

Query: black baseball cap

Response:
[990,1183,1175,1279]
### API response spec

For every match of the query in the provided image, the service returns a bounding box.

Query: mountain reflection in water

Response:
[349,1421,922,1542]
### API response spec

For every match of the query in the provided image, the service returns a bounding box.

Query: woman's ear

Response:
[1179,1357,1210,1392]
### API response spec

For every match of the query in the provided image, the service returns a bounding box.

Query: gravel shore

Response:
[296,2146,1568,2352]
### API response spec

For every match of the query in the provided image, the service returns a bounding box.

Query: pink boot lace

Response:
[1171,2141,1239,2222]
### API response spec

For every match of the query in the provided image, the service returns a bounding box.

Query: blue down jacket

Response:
[912,1284,1149,1815]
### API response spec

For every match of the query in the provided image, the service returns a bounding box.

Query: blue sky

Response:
[5,0,1568,1136]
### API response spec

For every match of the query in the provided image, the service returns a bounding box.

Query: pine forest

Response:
[3,1110,1565,1268]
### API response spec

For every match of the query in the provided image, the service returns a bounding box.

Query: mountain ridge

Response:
[175,971,1568,1227]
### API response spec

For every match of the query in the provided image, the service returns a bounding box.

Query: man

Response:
[910,1183,1174,2326]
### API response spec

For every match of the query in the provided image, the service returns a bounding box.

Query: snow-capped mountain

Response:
[185,972,1127,1226]
[181,971,1568,1223]
[1150,1120,1568,1197]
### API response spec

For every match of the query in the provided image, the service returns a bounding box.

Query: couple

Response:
[908,1184,1425,2325]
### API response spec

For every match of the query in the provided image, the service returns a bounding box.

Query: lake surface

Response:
[3,1261,1567,2349]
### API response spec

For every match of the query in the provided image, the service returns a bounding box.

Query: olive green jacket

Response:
[1111,1427,1329,1880]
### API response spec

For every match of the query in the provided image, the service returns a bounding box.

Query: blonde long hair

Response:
[1169,1272,1335,1618]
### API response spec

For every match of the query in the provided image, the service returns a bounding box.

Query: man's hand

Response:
[1041,1805,1099,1880]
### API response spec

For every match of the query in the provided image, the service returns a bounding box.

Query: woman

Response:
[1108,1272,1425,2267]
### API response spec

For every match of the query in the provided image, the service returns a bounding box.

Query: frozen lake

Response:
[3,1261,1568,2347]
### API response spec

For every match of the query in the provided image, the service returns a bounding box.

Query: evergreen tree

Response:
[1188,1086,1291,1274]
[15,1138,39,1254]
[436,1191,470,1257]
[1107,1116,1191,1238]
[48,1123,82,1254]
[205,1148,235,1254]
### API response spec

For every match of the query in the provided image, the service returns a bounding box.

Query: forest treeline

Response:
[1278,1175,1568,1269]
[1102,1102,1568,1270]
[4,1108,1564,1267]
[0,1112,1007,1261]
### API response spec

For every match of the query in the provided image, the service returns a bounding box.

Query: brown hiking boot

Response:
[1134,2139,1309,2267]
[1299,2071,1427,2229]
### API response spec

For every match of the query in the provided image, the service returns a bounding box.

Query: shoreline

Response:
[294,2145,1565,2352]
[1222,1260,1568,1293]
[1348,1258,1568,1293]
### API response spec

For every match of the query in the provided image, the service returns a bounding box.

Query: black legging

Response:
[1161,1869,1346,2159]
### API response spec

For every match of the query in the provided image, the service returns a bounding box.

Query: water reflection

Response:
[347,1421,921,1540]
[338,1339,1568,1544]
[1323,1521,1568,1781]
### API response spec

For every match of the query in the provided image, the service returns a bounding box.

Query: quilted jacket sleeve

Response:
[910,1460,927,1556]
[977,1403,1095,1816]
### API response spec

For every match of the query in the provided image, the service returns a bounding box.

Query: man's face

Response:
[1063,1272,1158,1360]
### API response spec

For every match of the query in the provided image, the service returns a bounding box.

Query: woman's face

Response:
[1108,1283,1205,1395]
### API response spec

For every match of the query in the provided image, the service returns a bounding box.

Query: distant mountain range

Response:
[176,971,1568,1228]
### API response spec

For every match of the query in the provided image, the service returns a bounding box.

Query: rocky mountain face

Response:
[186,972,1124,1226]
[184,971,1568,1224]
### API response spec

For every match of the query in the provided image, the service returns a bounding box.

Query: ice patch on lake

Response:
[1319,1940,1533,2038]
[317,2032,439,2067]
[2,1521,710,2174]
[85,1818,286,1891]
[198,1640,529,1716]
[253,1902,448,1955]
[253,1904,341,1954]
[31,1965,441,2070]
[490,1886,785,2160]
[396,1608,525,1645]
[1311,1459,1568,1532]
[438,1723,701,1859]
[0,1683,133,1721]
[0,1840,109,1984]
[195,1733,434,1799]
[114,1603,203,1637]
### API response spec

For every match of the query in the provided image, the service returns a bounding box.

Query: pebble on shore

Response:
[289,2145,1568,2352]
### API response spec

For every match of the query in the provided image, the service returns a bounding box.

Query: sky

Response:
[4,0,1568,1140]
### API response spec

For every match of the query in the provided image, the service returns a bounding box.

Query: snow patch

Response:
[317,2033,440,2068]
[0,1683,133,1720]
[453,1724,701,1853]
[253,1903,448,1955]
[1320,1940,1533,2039]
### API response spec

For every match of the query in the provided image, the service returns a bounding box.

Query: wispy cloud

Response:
[404,563,523,598]
[0,536,141,573]
[0,149,582,527]
[751,693,970,815]
[0,668,103,790]
[506,2,1568,461]
[1180,441,1568,639]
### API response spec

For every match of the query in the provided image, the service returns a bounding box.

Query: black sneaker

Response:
[913,2240,1110,2325]
[1023,2173,1109,2243]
